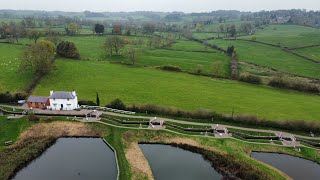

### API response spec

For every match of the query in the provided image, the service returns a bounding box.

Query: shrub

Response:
[269,75,319,93]
[78,100,97,106]
[239,73,262,84]
[27,113,40,122]
[227,46,235,56]
[0,91,27,103]
[159,65,182,72]
[107,99,126,110]
[57,41,80,59]
[195,64,204,74]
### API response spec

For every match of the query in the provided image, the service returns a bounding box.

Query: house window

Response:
[67,99,69,101]
[53,104,57,106]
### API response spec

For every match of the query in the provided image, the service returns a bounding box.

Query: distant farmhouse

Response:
[27,90,79,110]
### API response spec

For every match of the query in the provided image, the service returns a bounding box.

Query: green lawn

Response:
[293,46,320,62]
[208,39,320,79]
[33,59,320,121]
[241,25,320,48]
[0,44,34,92]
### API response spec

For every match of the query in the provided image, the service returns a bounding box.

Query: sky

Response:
[1,0,320,12]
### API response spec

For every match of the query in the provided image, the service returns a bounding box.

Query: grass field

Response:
[63,36,230,76]
[192,32,223,40]
[33,59,320,121]
[208,39,320,79]
[0,116,36,148]
[0,44,34,92]
[241,25,320,48]
[293,46,320,62]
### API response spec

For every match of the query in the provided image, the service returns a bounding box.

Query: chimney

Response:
[72,90,76,97]
[50,90,53,96]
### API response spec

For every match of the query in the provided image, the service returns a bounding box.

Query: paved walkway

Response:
[1,104,319,141]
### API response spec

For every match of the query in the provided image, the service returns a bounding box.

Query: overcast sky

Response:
[1,0,320,12]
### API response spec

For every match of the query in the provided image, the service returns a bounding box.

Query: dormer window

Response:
[53,98,55,101]
[67,99,69,101]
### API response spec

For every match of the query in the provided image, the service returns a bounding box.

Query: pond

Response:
[139,144,222,180]
[13,138,118,180]
[251,152,320,180]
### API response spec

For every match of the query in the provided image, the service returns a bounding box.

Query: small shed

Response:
[27,96,49,109]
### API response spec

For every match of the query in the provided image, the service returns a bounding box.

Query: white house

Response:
[48,90,79,110]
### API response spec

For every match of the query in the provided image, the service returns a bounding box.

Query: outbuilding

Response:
[27,96,50,109]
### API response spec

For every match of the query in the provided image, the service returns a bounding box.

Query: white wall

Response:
[48,97,78,110]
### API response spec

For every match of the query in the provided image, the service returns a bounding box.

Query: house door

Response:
[61,104,63,110]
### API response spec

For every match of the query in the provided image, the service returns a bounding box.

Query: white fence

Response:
[80,105,136,115]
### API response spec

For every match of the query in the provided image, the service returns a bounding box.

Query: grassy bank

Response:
[33,59,320,121]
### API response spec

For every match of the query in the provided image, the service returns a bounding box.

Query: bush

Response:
[159,65,182,72]
[57,41,80,59]
[78,100,97,106]
[27,114,40,122]
[107,99,126,110]
[0,91,27,103]
[128,104,222,120]
[269,75,319,93]
[227,46,235,56]
[239,73,262,84]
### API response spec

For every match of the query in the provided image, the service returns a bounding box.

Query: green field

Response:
[33,59,320,121]
[0,44,33,92]
[62,36,230,76]
[0,117,36,148]
[293,46,320,62]
[241,25,320,48]
[208,39,320,79]
[192,32,222,40]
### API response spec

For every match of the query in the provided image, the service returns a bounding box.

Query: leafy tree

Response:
[0,22,24,43]
[65,22,80,36]
[45,34,62,45]
[104,36,126,56]
[20,40,56,75]
[94,24,104,34]
[27,29,43,43]
[227,24,237,38]
[56,41,80,59]
[218,24,225,37]
[96,92,100,106]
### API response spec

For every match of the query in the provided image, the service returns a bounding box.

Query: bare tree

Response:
[127,48,138,65]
